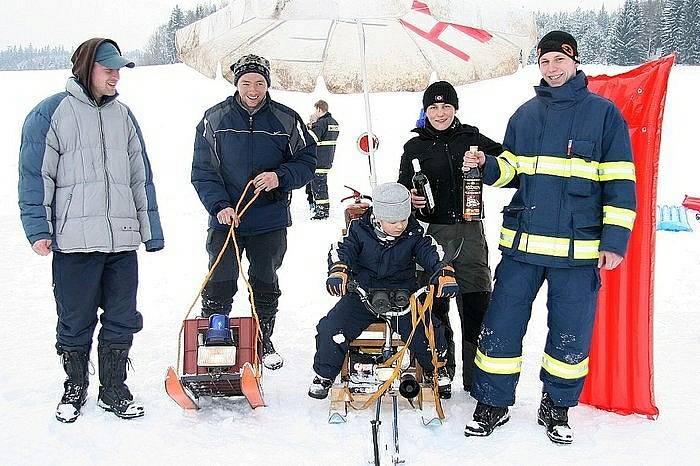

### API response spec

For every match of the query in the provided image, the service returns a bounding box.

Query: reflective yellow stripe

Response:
[499,227,516,248]
[518,233,569,257]
[569,158,600,180]
[598,161,636,181]
[504,153,603,181]
[317,140,337,146]
[309,131,320,143]
[573,240,600,259]
[315,168,331,174]
[327,124,340,132]
[542,353,589,379]
[475,349,522,375]
[504,230,600,260]
[315,199,330,205]
[493,157,516,187]
[603,205,636,230]
[501,150,519,167]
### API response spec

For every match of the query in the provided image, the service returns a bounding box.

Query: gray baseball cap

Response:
[95,42,134,69]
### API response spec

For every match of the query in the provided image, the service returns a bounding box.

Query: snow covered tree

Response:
[660,0,685,58]
[610,0,646,65]
[681,0,700,64]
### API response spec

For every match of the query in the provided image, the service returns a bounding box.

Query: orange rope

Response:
[175,180,262,376]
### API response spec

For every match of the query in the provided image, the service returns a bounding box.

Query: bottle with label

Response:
[411,158,435,216]
[463,145,483,221]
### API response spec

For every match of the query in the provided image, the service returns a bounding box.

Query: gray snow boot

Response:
[97,343,144,419]
[55,347,89,423]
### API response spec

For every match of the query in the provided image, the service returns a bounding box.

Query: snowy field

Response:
[1,63,699,465]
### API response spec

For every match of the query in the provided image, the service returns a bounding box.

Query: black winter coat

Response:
[398,118,503,225]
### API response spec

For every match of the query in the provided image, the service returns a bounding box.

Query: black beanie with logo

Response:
[422,81,459,111]
[537,30,580,63]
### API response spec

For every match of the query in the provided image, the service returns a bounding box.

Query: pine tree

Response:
[610,0,646,65]
[165,5,186,64]
[639,0,663,59]
[682,0,700,64]
[660,0,685,58]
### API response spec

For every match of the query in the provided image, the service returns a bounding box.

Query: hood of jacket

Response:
[70,38,123,102]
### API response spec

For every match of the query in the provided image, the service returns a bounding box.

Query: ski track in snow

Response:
[1,63,699,465]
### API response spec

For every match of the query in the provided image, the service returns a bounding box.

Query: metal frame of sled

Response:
[328,321,443,426]
[165,316,265,410]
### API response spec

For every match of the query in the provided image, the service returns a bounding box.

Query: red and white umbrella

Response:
[176,0,537,186]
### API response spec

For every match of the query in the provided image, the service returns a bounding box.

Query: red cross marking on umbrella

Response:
[399,0,493,63]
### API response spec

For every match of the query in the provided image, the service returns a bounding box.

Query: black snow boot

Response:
[311,204,329,220]
[55,347,89,423]
[260,317,283,370]
[538,392,573,445]
[308,374,333,399]
[436,366,452,399]
[97,343,144,419]
[464,402,510,437]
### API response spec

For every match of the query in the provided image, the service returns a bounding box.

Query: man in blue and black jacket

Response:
[191,54,316,371]
[463,31,636,444]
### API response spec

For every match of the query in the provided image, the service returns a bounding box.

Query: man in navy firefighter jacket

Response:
[462,31,636,444]
[191,54,316,371]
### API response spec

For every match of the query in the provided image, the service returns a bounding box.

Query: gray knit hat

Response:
[372,182,411,222]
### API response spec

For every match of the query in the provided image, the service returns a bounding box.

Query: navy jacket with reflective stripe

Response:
[482,71,636,267]
[310,112,339,168]
[192,93,316,235]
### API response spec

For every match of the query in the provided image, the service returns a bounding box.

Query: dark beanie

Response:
[537,30,580,63]
[231,54,271,86]
[423,81,458,111]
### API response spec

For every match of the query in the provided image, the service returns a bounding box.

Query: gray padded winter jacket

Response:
[18,78,164,253]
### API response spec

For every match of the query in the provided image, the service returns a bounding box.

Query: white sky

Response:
[1,0,625,51]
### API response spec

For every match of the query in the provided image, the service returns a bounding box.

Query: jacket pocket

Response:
[567,139,596,196]
[58,186,76,235]
[572,212,602,239]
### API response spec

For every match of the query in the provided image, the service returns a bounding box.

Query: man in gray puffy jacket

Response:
[18,38,164,423]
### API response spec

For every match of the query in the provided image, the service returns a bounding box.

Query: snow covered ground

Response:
[1,63,698,465]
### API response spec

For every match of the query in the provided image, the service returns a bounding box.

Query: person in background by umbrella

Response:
[18,38,164,423]
[305,100,340,220]
[398,81,503,400]
[191,54,317,371]
[463,31,636,444]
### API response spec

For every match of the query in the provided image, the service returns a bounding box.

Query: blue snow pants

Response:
[470,256,601,407]
[313,294,447,380]
[52,251,142,353]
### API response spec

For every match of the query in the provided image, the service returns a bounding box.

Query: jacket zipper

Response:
[98,106,114,249]
[58,186,75,234]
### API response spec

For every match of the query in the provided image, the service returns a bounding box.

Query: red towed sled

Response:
[165,316,265,410]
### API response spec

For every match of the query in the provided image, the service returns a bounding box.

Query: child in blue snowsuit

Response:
[308,182,459,399]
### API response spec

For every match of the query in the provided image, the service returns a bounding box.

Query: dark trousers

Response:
[313,294,447,380]
[201,228,287,320]
[305,169,330,209]
[432,291,490,388]
[471,256,601,407]
[52,251,142,353]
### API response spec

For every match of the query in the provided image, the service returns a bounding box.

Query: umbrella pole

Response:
[356,20,377,189]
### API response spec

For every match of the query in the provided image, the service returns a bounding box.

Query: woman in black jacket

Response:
[398,81,503,395]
